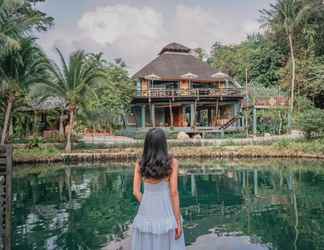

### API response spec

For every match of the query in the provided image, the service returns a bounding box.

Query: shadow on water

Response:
[12,159,324,250]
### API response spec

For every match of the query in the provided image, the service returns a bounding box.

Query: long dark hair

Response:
[140,128,172,179]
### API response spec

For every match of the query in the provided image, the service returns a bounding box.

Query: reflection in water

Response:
[12,161,324,250]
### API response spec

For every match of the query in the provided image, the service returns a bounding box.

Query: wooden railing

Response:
[0,145,12,250]
[136,88,243,98]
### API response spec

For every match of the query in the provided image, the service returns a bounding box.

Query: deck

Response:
[135,88,243,100]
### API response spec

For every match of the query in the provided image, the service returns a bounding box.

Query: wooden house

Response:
[129,43,244,133]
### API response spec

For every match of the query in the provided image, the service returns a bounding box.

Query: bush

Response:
[256,109,288,135]
[297,107,324,139]
[274,138,290,149]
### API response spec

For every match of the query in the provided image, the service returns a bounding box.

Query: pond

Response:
[12,159,324,250]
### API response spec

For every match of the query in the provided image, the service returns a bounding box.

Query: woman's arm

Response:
[133,161,142,203]
[169,158,182,239]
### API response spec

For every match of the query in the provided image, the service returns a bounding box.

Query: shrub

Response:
[274,138,290,149]
[297,107,324,139]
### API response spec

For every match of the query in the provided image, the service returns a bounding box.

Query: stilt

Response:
[252,105,257,135]
[141,105,146,128]
[151,104,155,128]
[169,99,174,128]
[215,99,219,127]
[190,103,195,128]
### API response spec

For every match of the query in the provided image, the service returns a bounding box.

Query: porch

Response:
[128,101,243,132]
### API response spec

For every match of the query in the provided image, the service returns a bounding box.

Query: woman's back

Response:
[133,180,177,234]
[131,128,185,250]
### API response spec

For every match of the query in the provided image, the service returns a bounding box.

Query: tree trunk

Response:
[65,106,75,153]
[1,96,15,145]
[288,33,296,132]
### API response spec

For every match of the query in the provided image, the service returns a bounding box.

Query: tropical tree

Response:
[260,0,313,128]
[0,0,53,54]
[35,49,105,152]
[0,38,48,144]
[78,56,134,134]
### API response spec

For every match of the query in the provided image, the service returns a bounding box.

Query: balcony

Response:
[136,88,243,98]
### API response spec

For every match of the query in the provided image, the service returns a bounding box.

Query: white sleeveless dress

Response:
[132,180,186,250]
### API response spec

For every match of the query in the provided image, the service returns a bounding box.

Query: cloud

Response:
[171,5,220,49]
[78,4,164,45]
[38,3,265,74]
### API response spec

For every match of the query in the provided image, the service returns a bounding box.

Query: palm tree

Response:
[37,49,105,152]
[0,0,52,54]
[0,38,47,144]
[261,0,312,130]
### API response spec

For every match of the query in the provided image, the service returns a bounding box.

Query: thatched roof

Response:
[158,42,191,55]
[19,97,66,112]
[133,42,238,84]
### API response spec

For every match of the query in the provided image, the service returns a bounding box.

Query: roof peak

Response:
[159,42,191,55]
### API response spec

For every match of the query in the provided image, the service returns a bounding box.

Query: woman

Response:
[132,128,186,250]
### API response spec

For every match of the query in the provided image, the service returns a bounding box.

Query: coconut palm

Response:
[0,38,48,144]
[36,49,105,152]
[261,0,312,129]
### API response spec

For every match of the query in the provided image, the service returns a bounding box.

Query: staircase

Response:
[219,116,241,130]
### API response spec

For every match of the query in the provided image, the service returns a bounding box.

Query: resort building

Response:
[129,43,244,133]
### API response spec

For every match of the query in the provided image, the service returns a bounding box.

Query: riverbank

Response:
[12,136,324,164]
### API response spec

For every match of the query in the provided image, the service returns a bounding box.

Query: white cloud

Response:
[172,5,220,49]
[38,3,264,74]
[78,4,164,45]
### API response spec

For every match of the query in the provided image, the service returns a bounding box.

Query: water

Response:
[12,159,324,250]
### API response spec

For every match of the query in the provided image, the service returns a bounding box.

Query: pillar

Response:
[252,105,257,135]
[190,103,195,127]
[141,105,146,128]
[234,102,240,128]
[182,105,187,126]
[208,108,212,127]
[151,104,155,128]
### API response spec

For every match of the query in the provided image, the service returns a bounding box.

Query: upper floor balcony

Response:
[135,87,244,98]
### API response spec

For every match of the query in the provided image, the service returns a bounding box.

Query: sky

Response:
[35,0,273,73]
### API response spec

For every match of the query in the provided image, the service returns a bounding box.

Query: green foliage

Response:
[273,137,324,153]
[273,138,291,149]
[208,34,285,87]
[79,56,134,131]
[14,144,61,159]
[26,136,44,149]
[0,38,48,98]
[0,0,53,54]
[255,109,288,135]
[297,106,324,138]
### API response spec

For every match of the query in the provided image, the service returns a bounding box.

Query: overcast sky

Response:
[36,0,273,73]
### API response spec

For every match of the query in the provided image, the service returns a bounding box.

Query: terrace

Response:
[136,87,243,98]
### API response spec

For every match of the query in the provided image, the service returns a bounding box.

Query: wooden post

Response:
[141,105,146,128]
[252,105,257,135]
[208,108,212,127]
[0,145,12,250]
[182,106,187,127]
[215,99,219,127]
[169,100,174,128]
[190,103,195,128]
[245,68,249,135]
[151,104,155,128]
